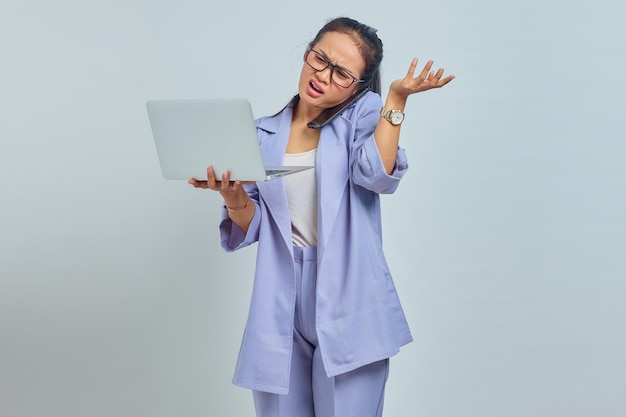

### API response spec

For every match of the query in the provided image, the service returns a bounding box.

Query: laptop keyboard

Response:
[266,169,291,176]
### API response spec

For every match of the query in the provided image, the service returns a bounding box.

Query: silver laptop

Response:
[146,98,313,181]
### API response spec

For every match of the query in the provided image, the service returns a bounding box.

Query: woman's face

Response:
[297,31,366,112]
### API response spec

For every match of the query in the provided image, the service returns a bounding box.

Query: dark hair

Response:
[309,17,383,94]
[279,17,384,129]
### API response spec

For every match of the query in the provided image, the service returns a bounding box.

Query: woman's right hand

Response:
[188,166,250,209]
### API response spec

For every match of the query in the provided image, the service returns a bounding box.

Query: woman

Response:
[189,16,454,417]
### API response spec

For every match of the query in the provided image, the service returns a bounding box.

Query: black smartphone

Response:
[306,87,371,129]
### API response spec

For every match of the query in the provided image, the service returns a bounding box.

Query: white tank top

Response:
[283,149,318,247]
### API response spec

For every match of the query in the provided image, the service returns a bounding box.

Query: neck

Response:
[292,99,322,126]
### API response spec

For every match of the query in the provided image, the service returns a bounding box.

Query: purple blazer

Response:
[219,91,413,395]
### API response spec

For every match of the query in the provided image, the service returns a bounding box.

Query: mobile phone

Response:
[306,87,371,129]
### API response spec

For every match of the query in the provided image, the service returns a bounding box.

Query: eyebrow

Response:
[316,48,359,77]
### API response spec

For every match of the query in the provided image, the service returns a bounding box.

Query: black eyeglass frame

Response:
[305,45,367,89]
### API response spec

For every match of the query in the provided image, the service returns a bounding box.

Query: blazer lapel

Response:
[256,109,293,253]
[255,106,354,256]
[317,118,351,258]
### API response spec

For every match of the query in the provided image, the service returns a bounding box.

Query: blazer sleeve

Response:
[219,183,262,252]
[349,92,409,194]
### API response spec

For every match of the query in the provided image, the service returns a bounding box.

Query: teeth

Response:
[310,81,321,93]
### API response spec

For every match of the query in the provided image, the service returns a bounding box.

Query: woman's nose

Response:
[316,66,333,84]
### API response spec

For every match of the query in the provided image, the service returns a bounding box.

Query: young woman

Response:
[189,16,454,417]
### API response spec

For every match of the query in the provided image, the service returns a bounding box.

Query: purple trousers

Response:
[252,246,389,417]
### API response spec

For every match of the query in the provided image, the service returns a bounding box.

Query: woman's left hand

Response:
[389,58,454,99]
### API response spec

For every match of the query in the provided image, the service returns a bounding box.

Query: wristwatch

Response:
[380,107,405,125]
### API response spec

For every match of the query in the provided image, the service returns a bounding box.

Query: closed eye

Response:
[334,68,353,81]
[313,52,329,66]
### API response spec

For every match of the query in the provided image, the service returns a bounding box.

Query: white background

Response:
[1,1,625,416]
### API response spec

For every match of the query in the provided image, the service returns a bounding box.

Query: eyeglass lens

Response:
[306,49,359,88]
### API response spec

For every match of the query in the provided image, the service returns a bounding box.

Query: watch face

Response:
[391,111,404,125]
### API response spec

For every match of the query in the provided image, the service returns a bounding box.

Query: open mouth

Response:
[309,80,323,94]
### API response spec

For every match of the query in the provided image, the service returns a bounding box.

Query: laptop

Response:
[146,98,313,181]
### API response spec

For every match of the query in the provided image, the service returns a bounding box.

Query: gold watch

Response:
[380,107,405,125]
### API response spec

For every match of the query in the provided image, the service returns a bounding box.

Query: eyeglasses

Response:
[305,46,366,89]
